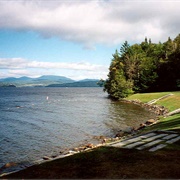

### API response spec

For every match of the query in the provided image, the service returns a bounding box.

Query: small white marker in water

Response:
[46,96,49,100]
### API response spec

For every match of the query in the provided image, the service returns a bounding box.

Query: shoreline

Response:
[3,90,179,178]
[1,92,179,178]
[0,99,160,178]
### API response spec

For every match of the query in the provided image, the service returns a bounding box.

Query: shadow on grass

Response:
[3,146,180,179]
[155,117,180,129]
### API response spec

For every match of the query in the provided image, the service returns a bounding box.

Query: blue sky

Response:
[0,0,180,80]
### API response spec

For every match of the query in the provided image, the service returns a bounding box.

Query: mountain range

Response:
[0,75,100,87]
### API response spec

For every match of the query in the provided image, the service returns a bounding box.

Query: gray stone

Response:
[111,131,180,151]
[139,132,156,139]
[166,136,180,144]
[112,136,142,147]
[112,133,156,147]
[126,137,142,143]
[142,134,168,142]
[124,141,146,149]
[162,134,178,140]
[112,141,131,147]
[149,144,167,152]
[137,139,163,150]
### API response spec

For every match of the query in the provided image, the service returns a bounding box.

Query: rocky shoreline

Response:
[122,99,169,116]
[0,99,169,177]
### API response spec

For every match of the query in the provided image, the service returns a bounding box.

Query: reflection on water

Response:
[105,101,152,133]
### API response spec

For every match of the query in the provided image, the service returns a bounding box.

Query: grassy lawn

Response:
[156,91,180,111]
[127,91,180,111]
[127,91,180,132]
[126,92,171,103]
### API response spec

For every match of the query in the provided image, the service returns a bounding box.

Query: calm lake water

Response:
[0,87,155,173]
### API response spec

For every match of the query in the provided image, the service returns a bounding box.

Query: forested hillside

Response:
[104,34,180,99]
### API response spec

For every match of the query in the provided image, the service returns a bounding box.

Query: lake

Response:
[0,87,155,173]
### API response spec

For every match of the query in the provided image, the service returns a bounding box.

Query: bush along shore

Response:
[1,92,180,178]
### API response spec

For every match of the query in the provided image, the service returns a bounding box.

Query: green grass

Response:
[126,92,171,103]
[126,91,180,112]
[126,91,180,132]
[156,91,180,111]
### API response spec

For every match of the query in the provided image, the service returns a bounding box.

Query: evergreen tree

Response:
[104,49,133,99]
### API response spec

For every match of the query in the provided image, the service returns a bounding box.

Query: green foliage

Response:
[104,34,180,99]
[104,48,134,99]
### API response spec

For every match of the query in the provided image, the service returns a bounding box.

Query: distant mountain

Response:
[0,76,101,87]
[0,75,75,87]
[17,76,33,81]
[36,75,73,81]
[47,80,100,87]
[78,79,99,82]
[0,77,20,82]
[32,75,75,84]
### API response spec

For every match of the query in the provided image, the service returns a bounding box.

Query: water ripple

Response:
[0,87,155,173]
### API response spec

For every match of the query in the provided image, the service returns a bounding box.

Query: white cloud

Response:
[8,69,32,76]
[0,0,179,46]
[0,58,108,80]
[0,58,107,71]
[0,58,28,69]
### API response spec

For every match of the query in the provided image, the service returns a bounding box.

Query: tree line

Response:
[103,34,180,99]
